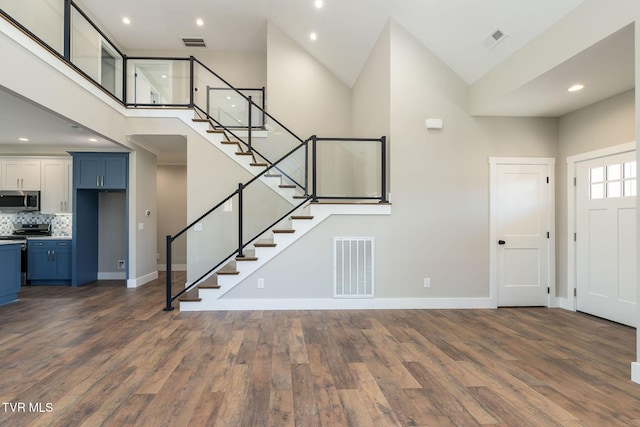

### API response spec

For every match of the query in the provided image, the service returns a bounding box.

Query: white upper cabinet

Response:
[40,159,72,214]
[1,159,41,191]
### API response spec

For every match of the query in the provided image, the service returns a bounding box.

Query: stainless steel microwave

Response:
[0,191,40,212]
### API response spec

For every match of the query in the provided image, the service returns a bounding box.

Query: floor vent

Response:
[334,237,374,298]
[182,37,206,48]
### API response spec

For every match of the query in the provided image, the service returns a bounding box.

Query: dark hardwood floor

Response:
[0,274,639,426]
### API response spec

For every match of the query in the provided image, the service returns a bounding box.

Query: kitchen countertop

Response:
[0,241,22,246]
[26,236,72,240]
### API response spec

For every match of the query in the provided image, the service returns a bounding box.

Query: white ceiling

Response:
[0,0,635,162]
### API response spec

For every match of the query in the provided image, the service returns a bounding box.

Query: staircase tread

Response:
[236,151,254,156]
[264,174,282,178]
[279,185,296,188]
[217,270,240,275]
[192,118,209,123]
[251,163,268,167]
[206,129,225,133]
[236,256,258,261]
[179,296,202,302]
[197,276,219,289]
[254,240,277,247]
[291,215,314,220]
[197,284,221,289]
[272,229,295,234]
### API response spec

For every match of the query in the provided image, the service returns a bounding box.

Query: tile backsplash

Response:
[0,212,72,237]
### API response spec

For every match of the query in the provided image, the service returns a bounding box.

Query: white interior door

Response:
[576,151,636,326]
[495,163,551,306]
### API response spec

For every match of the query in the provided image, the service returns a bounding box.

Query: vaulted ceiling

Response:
[0,0,636,162]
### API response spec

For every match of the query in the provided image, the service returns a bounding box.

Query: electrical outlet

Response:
[257,278,264,289]
[118,260,126,270]
[423,278,431,288]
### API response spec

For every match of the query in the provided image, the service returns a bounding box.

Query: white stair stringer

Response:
[179,203,392,311]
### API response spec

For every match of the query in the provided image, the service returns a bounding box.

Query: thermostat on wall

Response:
[425,118,443,129]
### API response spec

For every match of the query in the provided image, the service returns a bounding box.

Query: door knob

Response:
[498,240,506,245]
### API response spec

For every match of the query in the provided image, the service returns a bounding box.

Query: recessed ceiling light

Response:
[315,0,324,8]
[226,96,231,100]
[161,75,167,79]
[568,84,585,92]
[18,137,29,142]
[196,18,204,26]
[122,17,131,25]
[89,138,98,142]
[310,32,318,41]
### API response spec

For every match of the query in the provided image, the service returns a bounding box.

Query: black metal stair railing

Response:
[164,139,313,311]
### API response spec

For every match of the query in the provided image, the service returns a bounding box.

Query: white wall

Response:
[157,165,187,267]
[128,147,158,287]
[266,22,352,139]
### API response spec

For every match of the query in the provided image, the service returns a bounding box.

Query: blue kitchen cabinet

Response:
[0,243,21,305]
[28,239,72,285]
[73,153,127,189]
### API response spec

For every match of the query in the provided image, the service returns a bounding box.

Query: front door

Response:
[576,151,637,326]
[493,161,552,306]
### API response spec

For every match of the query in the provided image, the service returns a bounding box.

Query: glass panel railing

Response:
[0,0,65,55]
[181,193,239,286]
[313,138,385,201]
[207,87,265,129]
[71,7,124,99]
[241,144,310,247]
[126,58,191,106]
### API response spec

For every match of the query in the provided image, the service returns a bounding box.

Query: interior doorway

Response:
[489,157,556,307]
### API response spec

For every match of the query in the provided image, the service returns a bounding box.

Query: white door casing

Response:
[575,150,636,327]
[489,158,555,308]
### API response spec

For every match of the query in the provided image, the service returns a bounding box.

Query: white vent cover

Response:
[482,27,508,50]
[334,237,374,298]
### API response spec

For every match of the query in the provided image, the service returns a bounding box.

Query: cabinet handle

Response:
[52,251,56,262]
[21,178,24,188]
[101,176,105,186]
[17,178,19,188]
[60,201,63,211]
[96,176,100,187]
[47,250,51,262]
[65,201,68,211]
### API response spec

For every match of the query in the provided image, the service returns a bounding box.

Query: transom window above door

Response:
[589,161,636,199]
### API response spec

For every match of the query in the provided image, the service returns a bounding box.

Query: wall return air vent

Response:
[482,27,508,50]
[182,37,206,48]
[334,237,375,298]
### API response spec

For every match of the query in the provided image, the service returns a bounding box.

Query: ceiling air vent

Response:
[482,27,508,50]
[182,37,206,48]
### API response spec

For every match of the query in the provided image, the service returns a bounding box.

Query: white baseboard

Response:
[179,297,494,311]
[98,272,126,280]
[631,362,640,384]
[157,264,187,272]
[127,271,159,288]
